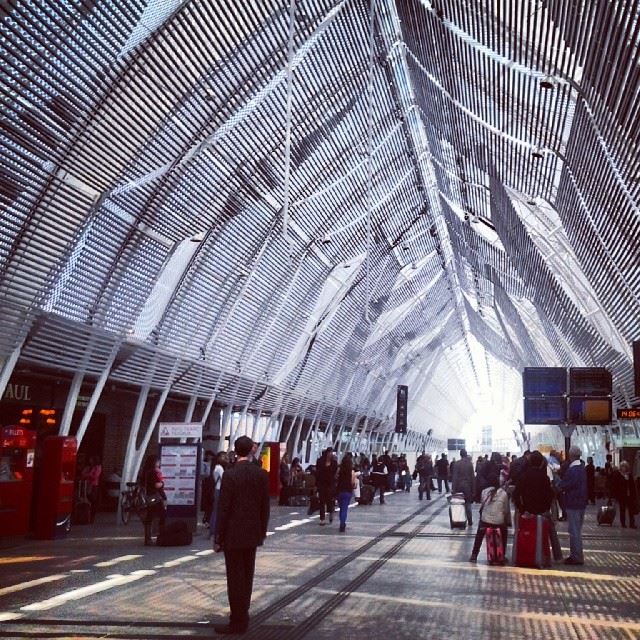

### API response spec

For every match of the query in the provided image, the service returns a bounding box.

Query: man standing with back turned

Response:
[559,445,588,566]
[214,436,270,635]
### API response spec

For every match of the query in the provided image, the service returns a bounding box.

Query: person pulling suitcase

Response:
[469,474,510,563]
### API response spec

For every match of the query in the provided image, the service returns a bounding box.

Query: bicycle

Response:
[120,482,147,524]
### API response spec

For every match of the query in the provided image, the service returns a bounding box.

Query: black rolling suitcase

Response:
[307,493,320,515]
[72,480,92,525]
[358,484,374,505]
[597,501,616,526]
[156,521,193,546]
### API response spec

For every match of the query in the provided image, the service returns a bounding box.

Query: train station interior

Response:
[1,0,639,638]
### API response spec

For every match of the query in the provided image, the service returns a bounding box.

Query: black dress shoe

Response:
[563,557,584,566]
[214,624,247,635]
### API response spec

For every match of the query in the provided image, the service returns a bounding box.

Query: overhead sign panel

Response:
[568,398,612,425]
[569,367,612,396]
[395,385,408,434]
[524,397,567,425]
[522,367,567,396]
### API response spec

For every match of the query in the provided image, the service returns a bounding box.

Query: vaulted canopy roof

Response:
[1,0,638,442]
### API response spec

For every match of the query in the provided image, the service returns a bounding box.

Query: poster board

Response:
[160,445,199,506]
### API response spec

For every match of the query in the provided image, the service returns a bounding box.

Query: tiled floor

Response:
[0,491,638,639]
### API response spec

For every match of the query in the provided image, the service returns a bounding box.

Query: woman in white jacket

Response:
[469,474,511,563]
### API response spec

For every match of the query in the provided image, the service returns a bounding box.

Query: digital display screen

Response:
[447,439,466,451]
[524,396,567,424]
[617,408,640,420]
[522,368,567,396]
[569,368,612,396]
[568,397,612,425]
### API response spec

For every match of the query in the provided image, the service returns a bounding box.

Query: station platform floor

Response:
[0,490,639,640]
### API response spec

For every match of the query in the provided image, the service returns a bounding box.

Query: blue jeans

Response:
[566,508,585,562]
[337,491,352,529]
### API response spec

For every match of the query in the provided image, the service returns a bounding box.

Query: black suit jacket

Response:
[216,460,270,549]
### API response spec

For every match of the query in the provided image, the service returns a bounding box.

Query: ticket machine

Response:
[33,436,77,539]
[0,425,36,537]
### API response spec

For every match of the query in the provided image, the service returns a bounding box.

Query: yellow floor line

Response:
[361,556,639,582]
[312,589,640,630]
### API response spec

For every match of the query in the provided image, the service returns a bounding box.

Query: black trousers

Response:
[318,487,334,521]
[372,477,386,503]
[418,476,431,500]
[224,547,257,630]
[618,497,636,527]
[144,503,166,543]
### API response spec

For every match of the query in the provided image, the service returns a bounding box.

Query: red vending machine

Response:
[0,425,36,537]
[34,436,77,539]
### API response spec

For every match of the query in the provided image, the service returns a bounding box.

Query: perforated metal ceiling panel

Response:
[0,0,638,440]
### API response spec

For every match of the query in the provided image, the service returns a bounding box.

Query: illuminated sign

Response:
[617,408,640,420]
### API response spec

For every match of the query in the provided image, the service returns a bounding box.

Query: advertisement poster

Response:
[160,445,198,506]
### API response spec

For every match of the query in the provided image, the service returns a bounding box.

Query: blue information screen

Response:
[524,396,567,424]
[523,368,567,396]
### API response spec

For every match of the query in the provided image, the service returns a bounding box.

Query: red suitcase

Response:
[485,527,504,565]
[513,512,551,568]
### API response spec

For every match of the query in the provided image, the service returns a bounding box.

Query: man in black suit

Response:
[214,436,270,635]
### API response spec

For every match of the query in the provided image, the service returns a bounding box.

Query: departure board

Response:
[524,396,567,424]
[522,368,567,396]
[569,368,612,396]
[568,397,612,425]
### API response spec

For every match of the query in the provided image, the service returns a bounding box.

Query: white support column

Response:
[281,397,307,447]
[0,343,23,400]
[184,367,204,422]
[333,409,352,452]
[74,343,120,446]
[200,370,225,427]
[185,395,198,423]
[355,416,371,453]
[341,413,362,456]
[301,402,324,464]
[236,378,259,440]
[220,405,233,450]
[58,370,84,436]
[292,402,313,460]
[131,362,180,482]
[117,383,151,524]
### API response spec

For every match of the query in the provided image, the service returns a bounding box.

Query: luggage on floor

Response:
[288,493,309,507]
[156,521,192,546]
[358,484,374,505]
[72,480,91,525]
[513,512,551,568]
[485,527,504,565]
[307,493,320,515]
[449,493,467,529]
[597,502,616,525]
[72,500,91,525]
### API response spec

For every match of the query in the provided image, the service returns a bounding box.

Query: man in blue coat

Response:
[558,445,588,566]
